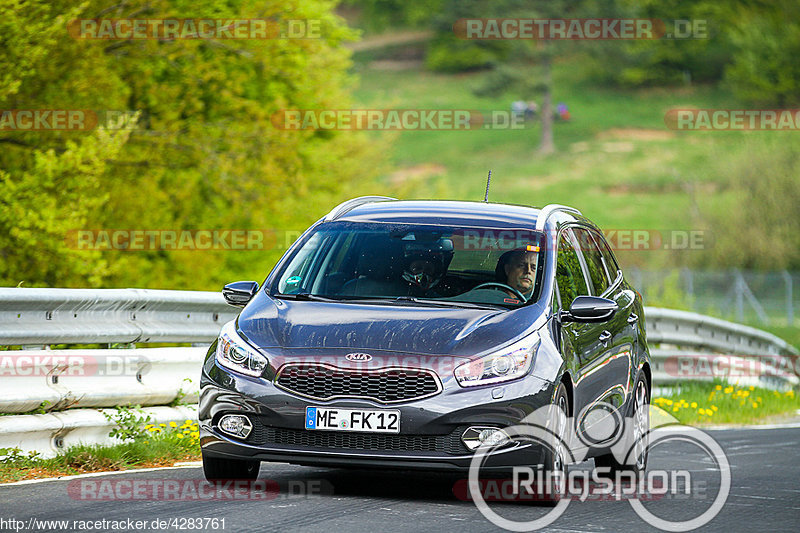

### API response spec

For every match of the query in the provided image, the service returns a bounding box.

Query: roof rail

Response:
[324,196,397,221]
[535,204,582,230]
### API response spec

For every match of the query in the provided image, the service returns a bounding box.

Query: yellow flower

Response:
[185,419,194,424]
[144,424,154,429]
[786,390,795,398]
[711,405,718,411]
[742,390,750,398]
[169,422,177,428]
[665,399,673,406]
[191,432,200,439]
[752,402,758,408]
[176,434,184,439]
[724,386,734,394]
[672,407,679,412]
[698,408,706,415]
[691,402,698,408]
[715,385,722,390]
[159,423,167,427]
[748,386,755,391]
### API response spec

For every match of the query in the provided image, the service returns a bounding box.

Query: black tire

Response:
[594,374,649,480]
[539,381,570,505]
[202,452,260,482]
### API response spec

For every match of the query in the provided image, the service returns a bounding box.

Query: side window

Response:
[572,227,610,296]
[556,230,589,309]
[593,230,621,279]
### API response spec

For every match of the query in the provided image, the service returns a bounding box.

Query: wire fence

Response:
[629,269,798,327]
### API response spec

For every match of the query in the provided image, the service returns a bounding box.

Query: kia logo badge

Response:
[345,353,372,362]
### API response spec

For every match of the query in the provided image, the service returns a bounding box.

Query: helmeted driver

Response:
[401,239,454,295]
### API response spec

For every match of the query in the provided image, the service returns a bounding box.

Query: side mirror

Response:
[560,295,618,323]
[222,281,259,307]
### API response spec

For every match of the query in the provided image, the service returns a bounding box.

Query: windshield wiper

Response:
[272,293,336,302]
[393,296,505,311]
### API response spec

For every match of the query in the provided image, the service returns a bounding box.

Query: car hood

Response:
[236,292,547,357]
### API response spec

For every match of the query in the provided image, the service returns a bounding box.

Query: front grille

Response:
[248,424,470,455]
[274,363,441,403]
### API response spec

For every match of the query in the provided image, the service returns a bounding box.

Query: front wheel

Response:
[539,381,570,504]
[202,452,260,482]
[594,375,649,479]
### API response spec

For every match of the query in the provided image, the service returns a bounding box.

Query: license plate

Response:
[305,407,400,434]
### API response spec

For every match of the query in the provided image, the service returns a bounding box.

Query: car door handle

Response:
[627,313,638,325]
[599,330,612,345]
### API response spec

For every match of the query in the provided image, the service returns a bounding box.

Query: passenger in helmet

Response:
[401,238,454,296]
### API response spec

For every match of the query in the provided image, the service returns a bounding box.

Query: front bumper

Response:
[199,357,556,472]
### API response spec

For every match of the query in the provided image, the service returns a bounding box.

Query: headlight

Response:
[216,321,268,377]
[454,333,540,387]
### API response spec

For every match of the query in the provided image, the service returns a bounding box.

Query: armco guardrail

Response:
[0,405,198,458]
[0,288,237,345]
[0,347,204,413]
[0,289,797,457]
[645,308,799,390]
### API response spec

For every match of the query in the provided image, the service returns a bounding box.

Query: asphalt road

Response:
[2,426,798,533]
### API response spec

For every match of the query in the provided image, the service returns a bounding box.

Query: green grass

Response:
[758,324,800,351]
[653,380,799,426]
[0,420,200,483]
[348,55,785,272]
[349,54,800,352]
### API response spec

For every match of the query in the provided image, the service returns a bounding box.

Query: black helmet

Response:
[401,238,454,290]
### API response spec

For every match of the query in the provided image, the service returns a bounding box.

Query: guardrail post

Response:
[783,270,794,325]
[734,270,745,323]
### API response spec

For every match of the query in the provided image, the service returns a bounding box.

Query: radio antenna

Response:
[483,170,492,202]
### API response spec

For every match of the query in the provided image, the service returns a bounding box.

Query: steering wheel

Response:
[472,282,526,302]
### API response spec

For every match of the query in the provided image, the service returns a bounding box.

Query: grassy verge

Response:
[653,380,799,426]
[350,55,796,275]
[0,419,200,484]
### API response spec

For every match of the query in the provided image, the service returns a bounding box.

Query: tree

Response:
[0,0,384,289]
[724,0,800,106]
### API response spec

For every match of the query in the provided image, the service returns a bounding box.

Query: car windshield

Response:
[271,221,545,309]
